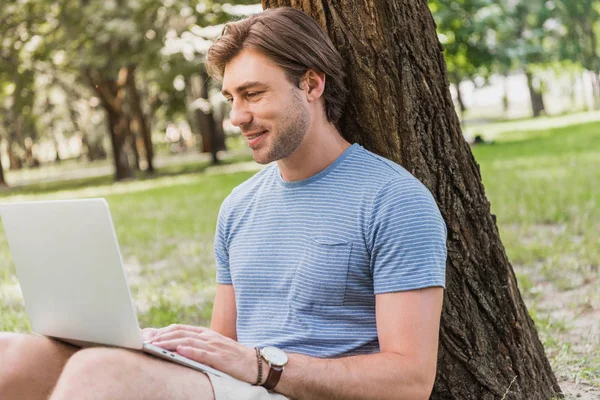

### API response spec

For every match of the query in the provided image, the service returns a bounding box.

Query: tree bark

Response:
[0,146,7,187]
[126,65,155,173]
[525,70,546,118]
[7,136,22,170]
[503,73,510,118]
[262,1,562,398]
[129,125,141,171]
[86,68,134,181]
[196,70,223,164]
[590,70,600,111]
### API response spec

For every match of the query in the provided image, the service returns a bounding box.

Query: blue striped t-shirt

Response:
[214,143,447,358]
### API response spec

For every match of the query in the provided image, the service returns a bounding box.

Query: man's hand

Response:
[141,327,160,342]
[145,324,260,384]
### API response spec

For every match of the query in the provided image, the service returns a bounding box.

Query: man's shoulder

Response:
[343,145,423,193]
[351,145,411,178]
[221,163,277,210]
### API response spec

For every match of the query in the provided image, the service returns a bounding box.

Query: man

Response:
[0,7,446,400]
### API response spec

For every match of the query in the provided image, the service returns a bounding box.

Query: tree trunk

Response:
[7,137,22,170]
[503,73,510,118]
[525,70,546,118]
[87,68,134,181]
[590,70,600,110]
[198,71,220,164]
[451,71,467,118]
[0,148,7,187]
[129,126,141,171]
[262,1,562,398]
[126,65,155,173]
[8,115,23,170]
[215,102,227,153]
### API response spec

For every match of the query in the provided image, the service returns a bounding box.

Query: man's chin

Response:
[251,150,274,165]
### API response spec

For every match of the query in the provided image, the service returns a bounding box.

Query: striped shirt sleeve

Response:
[368,177,447,294]
[214,196,233,285]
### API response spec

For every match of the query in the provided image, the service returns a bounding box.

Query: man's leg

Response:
[0,332,78,400]
[50,347,215,400]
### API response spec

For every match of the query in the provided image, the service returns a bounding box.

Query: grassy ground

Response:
[0,154,256,331]
[0,121,598,394]
[471,121,600,393]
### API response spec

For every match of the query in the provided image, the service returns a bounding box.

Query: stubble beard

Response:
[252,90,310,165]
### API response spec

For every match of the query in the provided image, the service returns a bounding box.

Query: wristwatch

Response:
[260,346,288,390]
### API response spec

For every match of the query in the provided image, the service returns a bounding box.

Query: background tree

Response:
[261,0,562,398]
[497,0,558,117]
[429,0,499,118]
[554,0,600,110]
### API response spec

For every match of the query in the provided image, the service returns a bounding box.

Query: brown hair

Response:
[206,7,348,125]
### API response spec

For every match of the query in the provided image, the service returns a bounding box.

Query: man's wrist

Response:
[250,347,271,385]
[261,358,271,385]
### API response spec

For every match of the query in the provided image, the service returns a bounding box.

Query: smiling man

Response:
[0,7,447,400]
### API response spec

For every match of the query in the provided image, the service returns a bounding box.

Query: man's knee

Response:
[59,347,132,381]
[55,348,215,400]
[0,333,20,389]
[0,332,76,398]
[0,333,38,381]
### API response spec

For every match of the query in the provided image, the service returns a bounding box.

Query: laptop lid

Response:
[0,198,144,349]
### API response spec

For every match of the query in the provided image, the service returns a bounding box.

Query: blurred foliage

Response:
[0,0,259,178]
[430,0,600,112]
[0,0,599,180]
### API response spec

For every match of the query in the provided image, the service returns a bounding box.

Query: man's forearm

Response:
[274,352,432,400]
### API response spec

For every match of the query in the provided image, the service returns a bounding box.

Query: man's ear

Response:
[300,69,326,102]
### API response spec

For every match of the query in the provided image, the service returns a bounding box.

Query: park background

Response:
[0,1,598,398]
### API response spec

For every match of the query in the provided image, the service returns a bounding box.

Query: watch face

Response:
[262,346,288,366]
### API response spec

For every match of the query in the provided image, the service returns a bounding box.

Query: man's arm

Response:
[148,287,443,399]
[210,284,237,341]
[275,287,444,400]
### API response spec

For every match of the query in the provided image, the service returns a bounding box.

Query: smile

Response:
[246,131,267,139]
[246,131,268,147]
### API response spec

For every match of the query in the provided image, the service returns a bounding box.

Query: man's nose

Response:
[229,101,252,127]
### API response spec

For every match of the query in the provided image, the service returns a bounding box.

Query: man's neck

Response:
[277,123,351,182]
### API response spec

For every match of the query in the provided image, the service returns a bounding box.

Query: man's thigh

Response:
[54,347,289,400]
[0,332,78,400]
[53,346,215,400]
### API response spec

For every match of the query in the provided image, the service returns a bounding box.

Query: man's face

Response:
[221,49,310,164]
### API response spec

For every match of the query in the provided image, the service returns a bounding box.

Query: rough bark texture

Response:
[262,1,562,398]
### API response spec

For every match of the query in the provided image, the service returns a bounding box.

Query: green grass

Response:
[472,120,600,387]
[0,121,598,388]
[0,161,256,332]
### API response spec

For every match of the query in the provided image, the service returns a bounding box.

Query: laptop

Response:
[0,198,228,378]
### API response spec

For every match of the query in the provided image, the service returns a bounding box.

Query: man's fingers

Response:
[151,324,207,340]
[176,346,215,366]
[152,338,210,352]
[150,328,208,344]
[141,327,159,342]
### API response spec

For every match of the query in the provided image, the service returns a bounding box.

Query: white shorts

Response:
[208,373,289,400]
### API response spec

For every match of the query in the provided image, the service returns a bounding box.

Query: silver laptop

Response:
[0,198,227,378]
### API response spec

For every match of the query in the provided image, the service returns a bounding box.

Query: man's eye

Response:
[225,97,233,103]
[247,91,262,99]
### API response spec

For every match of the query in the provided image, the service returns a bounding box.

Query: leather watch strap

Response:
[262,364,284,390]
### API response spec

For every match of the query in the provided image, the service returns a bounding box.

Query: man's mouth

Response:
[245,131,267,139]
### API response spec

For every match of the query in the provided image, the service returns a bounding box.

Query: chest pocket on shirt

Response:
[290,238,352,307]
